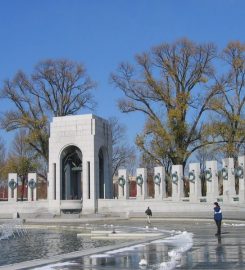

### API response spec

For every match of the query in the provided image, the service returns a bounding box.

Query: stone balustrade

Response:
[116,156,245,204]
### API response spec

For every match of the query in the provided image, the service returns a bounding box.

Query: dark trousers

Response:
[215,220,222,235]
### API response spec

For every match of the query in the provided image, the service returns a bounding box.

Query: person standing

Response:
[145,206,152,224]
[214,202,222,236]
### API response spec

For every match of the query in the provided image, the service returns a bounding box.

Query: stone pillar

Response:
[171,165,184,201]
[136,168,147,200]
[238,156,245,203]
[205,160,219,202]
[105,137,113,200]
[118,169,129,199]
[28,173,37,201]
[222,158,236,203]
[83,160,89,200]
[189,163,201,202]
[55,161,61,201]
[82,158,97,214]
[8,173,18,202]
[47,171,52,201]
[48,162,57,201]
[154,166,166,200]
[91,158,98,212]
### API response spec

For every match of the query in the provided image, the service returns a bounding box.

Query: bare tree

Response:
[111,39,220,169]
[109,117,136,177]
[0,137,6,180]
[2,130,39,200]
[10,129,33,158]
[0,59,96,162]
[208,41,245,159]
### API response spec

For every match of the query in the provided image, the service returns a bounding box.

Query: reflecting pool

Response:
[22,221,245,270]
[31,230,193,270]
[0,222,187,269]
[0,226,124,266]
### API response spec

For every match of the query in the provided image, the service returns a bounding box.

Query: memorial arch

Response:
[47,114,113,214]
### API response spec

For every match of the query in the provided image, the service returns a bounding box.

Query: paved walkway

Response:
[161,219,245,269]
[105,219,245,270]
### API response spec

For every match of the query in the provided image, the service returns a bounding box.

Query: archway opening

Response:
[99,148,104,198]
[61,146,83,200]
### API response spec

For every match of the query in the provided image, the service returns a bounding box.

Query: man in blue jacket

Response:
[214,202,222,236]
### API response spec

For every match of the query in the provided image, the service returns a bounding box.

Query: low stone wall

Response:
[0,200,49,218]
[98,198,245,218]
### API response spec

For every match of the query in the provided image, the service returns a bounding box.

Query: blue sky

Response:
[0,0,244,151]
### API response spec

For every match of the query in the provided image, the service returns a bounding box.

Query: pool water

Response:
[0,228,121,266]
[30,228,193,270]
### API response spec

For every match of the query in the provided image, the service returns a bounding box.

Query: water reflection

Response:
[0,229,122,266]
[2,222,245,270]
[216,236,225,263]
[179,226,245,270]
[42,226,245,270]
[51,236,187,270]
